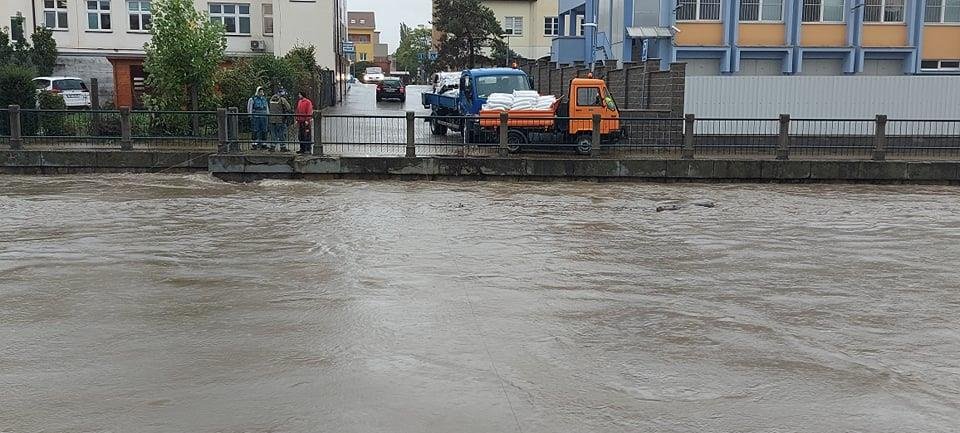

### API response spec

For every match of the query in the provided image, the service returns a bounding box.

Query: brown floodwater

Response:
[1,174,959,433]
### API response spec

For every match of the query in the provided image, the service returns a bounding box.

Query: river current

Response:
[1,174,958,432]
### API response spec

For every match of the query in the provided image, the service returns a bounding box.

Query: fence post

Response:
[120,106,132,150]
[873,114,887,161]
[8,105,22,150]
[312,110,323,156]
[682,114,695,160]
[228,107,239,153]
[777,114,790,160]
[90,78,100,136]
[216,108,228,153]
[405,111,416,157]
[591,114,602,157]
[499,111,509,157]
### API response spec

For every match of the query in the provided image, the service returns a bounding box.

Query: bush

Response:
[36,91,66,135]
[217,55,298,111]
[0,64,37,135]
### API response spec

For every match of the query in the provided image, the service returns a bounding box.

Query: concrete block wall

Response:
[54,56,115,107]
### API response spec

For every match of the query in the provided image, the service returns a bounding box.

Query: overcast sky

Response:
[348,0,433,53]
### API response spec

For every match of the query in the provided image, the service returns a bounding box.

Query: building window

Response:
[921,60,960,70]
[864,0,904,22]
[802,0,845,22]
[577,16,584,35]
[544,17,559,36]
[359,19,365,24]
[740,0,783,21]
[503,16,523,36]
[925,0,960,23]
[350,19,356,24]
[128,0,152,31]
[677,0,722,21]
[209,3,251,35]
[359,52,367,61]
[263,3,273,35]
[88,0,111,30]
[44,0,69,30]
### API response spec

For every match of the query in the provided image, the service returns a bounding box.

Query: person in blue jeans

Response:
[246,87,269,150]
[268,90,293,152]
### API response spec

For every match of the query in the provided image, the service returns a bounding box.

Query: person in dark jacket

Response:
[295,92,314,155]
[268,90,292,152]
[246,86,269,150]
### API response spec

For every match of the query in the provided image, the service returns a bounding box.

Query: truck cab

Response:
[457,68,533,115]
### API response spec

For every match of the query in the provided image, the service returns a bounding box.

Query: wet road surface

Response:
[1,175,960,432]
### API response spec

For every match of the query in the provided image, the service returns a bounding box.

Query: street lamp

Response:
[500,33,518,67]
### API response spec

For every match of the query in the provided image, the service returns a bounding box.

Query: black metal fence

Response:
[3,105,960,161]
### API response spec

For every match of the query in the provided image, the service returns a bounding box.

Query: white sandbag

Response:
[513,90,540,99]
[487,93,515,104]
[442,89,460,97]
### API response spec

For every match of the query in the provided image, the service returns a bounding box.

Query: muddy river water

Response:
[1,174,958,432]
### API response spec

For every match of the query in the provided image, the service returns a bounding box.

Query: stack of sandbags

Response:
[511,91,539,110]
[482,93,514,111]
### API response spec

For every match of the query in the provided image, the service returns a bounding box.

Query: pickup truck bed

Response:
[421,92,459,110]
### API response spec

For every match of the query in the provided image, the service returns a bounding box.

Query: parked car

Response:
[364,67,385,84]
[376,78,406,102]
[33,76,92,108]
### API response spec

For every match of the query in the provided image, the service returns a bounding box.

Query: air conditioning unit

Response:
[250,40,267,52]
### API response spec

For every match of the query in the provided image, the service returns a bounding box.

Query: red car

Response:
[376,78,406,103]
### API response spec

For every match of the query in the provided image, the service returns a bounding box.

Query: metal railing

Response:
[4,105,960,162]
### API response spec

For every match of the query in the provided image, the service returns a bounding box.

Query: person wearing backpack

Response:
[246,87,269,150]
[268,89,293,152]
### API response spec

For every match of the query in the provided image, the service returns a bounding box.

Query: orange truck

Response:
[477,77,623,154]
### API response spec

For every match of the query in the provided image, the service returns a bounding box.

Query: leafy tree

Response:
[284,45,322,104]
[29,28,58,76]
[433,0,504,69]
[143,0,226,110]
[0,64,38,134]
[393,23,433,76]
[490,40,523,67]
[216,55,297,111]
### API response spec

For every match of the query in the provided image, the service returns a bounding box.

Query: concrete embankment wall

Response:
[209,155,960,184]
[1,151,211,174]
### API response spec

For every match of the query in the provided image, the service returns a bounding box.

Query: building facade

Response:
[480,0,560,60]
[347,11,377,62]
[1,0,348,107]
[553,0,960,75]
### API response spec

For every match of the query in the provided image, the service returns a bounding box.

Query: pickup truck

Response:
[477,77,622,154]
[421,68,534,140]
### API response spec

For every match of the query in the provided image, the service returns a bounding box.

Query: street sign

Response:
[342,41,355,54]
[417,53,426,61]
[429,51,438,61]
[641,39,649,62]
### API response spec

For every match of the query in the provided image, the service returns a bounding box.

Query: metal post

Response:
[216,108,228,153]
[499,111,509,157]
[190,86,200,137]
[228,107,239,153]
[90,78,100,136]
[682,113,695,160]
[8,105,22,150]
[776,114,790,161]
[312,110,323,156]
[120,106,132,150]
[591,114,602,157]
[405,111,416,158]
[873,114,887,161]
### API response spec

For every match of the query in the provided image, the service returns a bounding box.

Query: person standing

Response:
[295,92,314,155]
[268,90,293,152]
[246,86,269,150]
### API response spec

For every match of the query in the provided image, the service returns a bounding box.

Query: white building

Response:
[0,0,348,107]
[481,0,559,60]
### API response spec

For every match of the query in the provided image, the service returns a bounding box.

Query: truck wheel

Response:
[507,130,526,153]
[431,119,447,136]
[575,134,592,155]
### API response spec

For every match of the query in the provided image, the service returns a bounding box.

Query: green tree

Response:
[29,27,58,76]
[490,40,522,67]
[433,0,504,69]
[143,0,225,110]
[216,55,297,111]
[284,45,322,103]
[393,23,433,76]
[0,64,38,134]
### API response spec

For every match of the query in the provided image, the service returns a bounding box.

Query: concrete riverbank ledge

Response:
[209,154,960,183]
[1,150,211,174]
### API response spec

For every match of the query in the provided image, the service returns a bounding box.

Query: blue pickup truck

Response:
[421,68,534,139]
